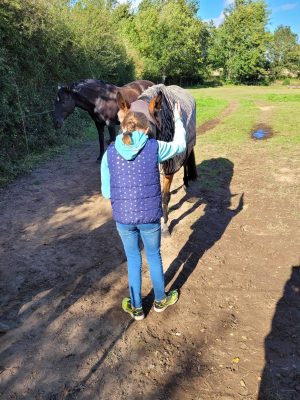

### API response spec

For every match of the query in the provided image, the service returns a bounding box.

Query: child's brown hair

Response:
[121,111,150,145]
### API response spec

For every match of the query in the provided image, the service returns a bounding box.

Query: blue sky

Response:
[199,0,300,38]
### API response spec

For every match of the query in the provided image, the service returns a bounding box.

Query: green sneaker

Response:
[122,297,144,321]
[154,289,179,312]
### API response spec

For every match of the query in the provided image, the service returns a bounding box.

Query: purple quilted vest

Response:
[107,138,162,224]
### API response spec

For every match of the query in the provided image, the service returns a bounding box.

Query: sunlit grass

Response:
[193,96,229,126]
[190,85,300,146]
[2,85,299,187]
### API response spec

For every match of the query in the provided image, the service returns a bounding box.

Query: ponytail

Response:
[122,132,132,145]
[121,111,150,145]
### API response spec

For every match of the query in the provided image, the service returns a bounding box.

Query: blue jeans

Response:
[116,222,165,308]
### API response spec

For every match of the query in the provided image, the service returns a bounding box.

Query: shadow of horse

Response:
[258,265,300,400]
[165,157,244,291]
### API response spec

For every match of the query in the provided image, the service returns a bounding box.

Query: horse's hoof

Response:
[184,182,201,203]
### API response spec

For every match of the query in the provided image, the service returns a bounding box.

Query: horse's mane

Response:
[138,84,175,142]
[138,84,196,175]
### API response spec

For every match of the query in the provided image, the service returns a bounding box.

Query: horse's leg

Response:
[184,149,199,203]
[184,148,197,189]
[187,148,198,181]
[183,163,189,190]
[107,125,116,144]
[162,174,174,236]
[95,121,105,162]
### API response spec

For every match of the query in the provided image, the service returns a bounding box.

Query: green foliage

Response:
[0,0,134,183]
[116,0,209,83]
[1,0,300,184]
[208,0,270,83]
[268,25,300,79]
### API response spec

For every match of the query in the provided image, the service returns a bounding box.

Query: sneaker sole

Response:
[123,308,145,320]
[153,297,178,313]
[132,314,145,321]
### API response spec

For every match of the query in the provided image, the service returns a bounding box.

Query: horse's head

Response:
[53,86,76,129]
[116,88,163,135]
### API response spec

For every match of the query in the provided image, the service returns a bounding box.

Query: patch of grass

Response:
[85,124,121,141]
[263,94,300,102]
[199,99,258,145]
[85,124,98,140]
[192,95,229,126]
[190,85,300,147]
[0,143,73,187]
[268,101,300,145]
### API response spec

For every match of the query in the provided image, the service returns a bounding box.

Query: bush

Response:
[282,78,291,85]
[0,0,134,184]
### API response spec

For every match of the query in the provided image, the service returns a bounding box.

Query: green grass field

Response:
[190,85,300,147]
[1,84,299,187]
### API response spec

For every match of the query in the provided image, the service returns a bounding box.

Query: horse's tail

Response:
[184,148,198,186]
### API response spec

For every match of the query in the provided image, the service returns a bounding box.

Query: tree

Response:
[208,0,270,83]
[268,25,300,78]
[117,0,208,83]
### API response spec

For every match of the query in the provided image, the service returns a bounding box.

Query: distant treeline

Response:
[0,0,299,180]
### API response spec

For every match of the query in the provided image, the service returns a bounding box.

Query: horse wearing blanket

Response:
[117,84,198,233]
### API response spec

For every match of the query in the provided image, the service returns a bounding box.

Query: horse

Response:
[116,84,198,234]
[53,79,154,161]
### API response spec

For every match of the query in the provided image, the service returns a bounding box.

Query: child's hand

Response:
[174,101,182,121]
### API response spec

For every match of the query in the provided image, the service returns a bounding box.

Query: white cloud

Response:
[204,0,234,26]
[117,0,140,7]
[212,11,226,26]
[273,3,298,12]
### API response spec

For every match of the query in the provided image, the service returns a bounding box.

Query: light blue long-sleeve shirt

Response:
[101,118,186,199]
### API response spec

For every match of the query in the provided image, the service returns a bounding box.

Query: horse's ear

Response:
[149,91,163,115]
[117,91,130,111]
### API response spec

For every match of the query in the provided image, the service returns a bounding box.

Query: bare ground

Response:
[0,136,300,400]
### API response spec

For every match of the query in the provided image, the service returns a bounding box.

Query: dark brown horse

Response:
[53,79,154,160]
[117,84,198,234]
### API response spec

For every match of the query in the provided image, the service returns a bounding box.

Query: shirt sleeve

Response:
[100,151,111,199]
[157,118,187,163]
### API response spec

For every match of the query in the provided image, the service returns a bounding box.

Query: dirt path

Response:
[197,102,238,135]
[0,138,299,400]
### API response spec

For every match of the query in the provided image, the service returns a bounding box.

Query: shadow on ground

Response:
[167,157,244,291]
[0,154,244,399]
[258,265,300,400]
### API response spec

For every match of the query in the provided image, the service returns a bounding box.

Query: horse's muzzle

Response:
[53,120,63,129]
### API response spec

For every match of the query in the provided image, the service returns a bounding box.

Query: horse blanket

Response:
[138,84,196,175]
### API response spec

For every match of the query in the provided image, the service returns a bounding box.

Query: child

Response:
[101,102,186,320]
